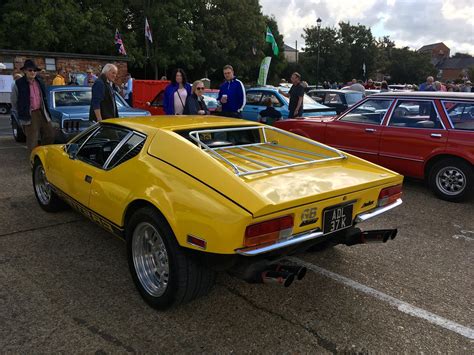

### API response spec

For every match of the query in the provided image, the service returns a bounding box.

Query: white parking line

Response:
[0,145,27,150]
[289,257,474,340]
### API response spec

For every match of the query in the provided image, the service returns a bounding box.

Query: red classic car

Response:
[275,91,474,202]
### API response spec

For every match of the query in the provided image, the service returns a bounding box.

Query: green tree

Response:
[388,47,436,84]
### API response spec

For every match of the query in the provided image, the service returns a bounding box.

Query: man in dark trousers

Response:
[11,59,54,151]
[279,72,304,118]
[217,65,246,118]
[89,63,119,121]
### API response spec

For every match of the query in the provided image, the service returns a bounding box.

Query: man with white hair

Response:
[89,63,119,121]
[419,76,435,91]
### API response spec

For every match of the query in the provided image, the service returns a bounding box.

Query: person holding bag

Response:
[163,68,191,115]
[184,80,210,115]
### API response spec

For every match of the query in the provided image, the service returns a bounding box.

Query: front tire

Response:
[126,207,216,310]
[32,159,66,212]
[428,158,473,202]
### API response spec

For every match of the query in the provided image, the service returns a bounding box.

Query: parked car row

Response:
[11,86,150,143]
[275,91,474,202]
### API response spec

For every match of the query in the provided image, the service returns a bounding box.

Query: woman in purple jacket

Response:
[163,68,192,115]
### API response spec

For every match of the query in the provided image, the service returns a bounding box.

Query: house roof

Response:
[283,43,297,52]
[418,42,447,52]
[437,57,474,69]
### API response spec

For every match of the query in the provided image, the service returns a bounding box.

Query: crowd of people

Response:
[319,76,473,93]
[9,57,474,153]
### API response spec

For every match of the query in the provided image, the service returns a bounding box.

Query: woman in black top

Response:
[184,80,209,115]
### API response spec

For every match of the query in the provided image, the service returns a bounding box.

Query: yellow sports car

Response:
[31,116,403,310]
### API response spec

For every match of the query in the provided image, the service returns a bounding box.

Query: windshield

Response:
[280,93,319,105]
[345,93,364,105]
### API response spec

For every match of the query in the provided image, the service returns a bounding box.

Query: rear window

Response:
[54,90,91,107]
[442,101,474,131]
[177,126,261,148]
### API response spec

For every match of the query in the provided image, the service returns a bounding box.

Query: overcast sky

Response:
[260,0,474,55]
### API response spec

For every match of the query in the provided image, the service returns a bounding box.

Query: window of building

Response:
[45,58,56,71]
[0,57,14,69]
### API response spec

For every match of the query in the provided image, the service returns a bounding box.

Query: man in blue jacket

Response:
[217,65,246,118]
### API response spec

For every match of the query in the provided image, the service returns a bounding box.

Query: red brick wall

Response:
[441,69,464,81]
[10,55,128,86]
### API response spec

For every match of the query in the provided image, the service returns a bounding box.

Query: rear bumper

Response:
[235,198,402,256]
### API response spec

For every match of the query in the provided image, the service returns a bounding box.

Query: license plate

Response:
[323,204,353,234]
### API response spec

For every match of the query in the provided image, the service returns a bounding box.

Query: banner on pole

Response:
[257,57,272,86]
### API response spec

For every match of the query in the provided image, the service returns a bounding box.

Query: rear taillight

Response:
[244,215,294,247]
[378,184,402,207]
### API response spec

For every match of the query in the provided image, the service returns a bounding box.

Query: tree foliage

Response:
[302,22,435,84]
[0,1,439,85]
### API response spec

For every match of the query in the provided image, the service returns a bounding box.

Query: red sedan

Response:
[275,91,474,202]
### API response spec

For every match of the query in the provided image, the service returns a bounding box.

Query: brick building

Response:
[0,49,129,86]
[418,42,474,81]
[418,42,450,66]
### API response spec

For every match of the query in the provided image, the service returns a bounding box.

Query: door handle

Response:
[85,175,93,183]
[365,128,376,133]
[430,133,442,138]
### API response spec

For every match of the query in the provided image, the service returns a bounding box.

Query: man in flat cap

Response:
[11,59,54,151]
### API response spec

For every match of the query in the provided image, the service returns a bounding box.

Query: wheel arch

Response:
[123,199,174,239]
[424,154,473,179]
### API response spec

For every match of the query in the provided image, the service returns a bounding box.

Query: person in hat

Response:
[10,59,54,151]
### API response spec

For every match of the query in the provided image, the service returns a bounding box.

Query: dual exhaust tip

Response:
[260,264,307,288]
[255,229,397,288]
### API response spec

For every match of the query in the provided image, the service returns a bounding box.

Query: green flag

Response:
[257,57,272,86]
[265,26,279,56]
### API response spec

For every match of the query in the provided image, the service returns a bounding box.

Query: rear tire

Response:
[32,159,66,212]
[126,207,216,310]
[428,158,473,202]
[12,119,26,142]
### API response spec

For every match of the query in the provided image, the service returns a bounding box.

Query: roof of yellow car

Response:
[104,115,259,135]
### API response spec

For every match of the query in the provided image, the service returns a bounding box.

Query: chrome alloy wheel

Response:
[34,165,52,205]
[436,165,466,196]
[132,222,170,297]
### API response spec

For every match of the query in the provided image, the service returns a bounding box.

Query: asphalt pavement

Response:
[0,114,473,353]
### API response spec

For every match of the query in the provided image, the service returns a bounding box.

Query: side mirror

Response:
[66,143,79,159]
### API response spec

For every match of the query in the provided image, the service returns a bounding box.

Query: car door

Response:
[379,99,448,178]
[88,131,147,226]
[60,125,131,208]
[242,91,263,121]
[324,98,394,164]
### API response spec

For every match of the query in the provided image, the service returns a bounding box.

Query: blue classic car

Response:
[241,87,336,122]
[11,85,150,143]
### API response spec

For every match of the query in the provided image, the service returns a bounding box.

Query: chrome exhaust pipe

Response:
[273,264,307,281]
[261,270,295,287]
[361,229,397,243]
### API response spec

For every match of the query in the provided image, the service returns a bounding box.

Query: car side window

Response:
[106,133,146,169]
[340,99,392,125]
[261,93,283,107]
[442,101,474,131]
[246,92,262,105]
[389,100,443,129]
[76,125,130,168]
[325,93,342,104]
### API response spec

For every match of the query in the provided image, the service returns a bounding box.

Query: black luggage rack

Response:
[188,126,347,177]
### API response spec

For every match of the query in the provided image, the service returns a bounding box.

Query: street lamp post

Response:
[316,17,322,87]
